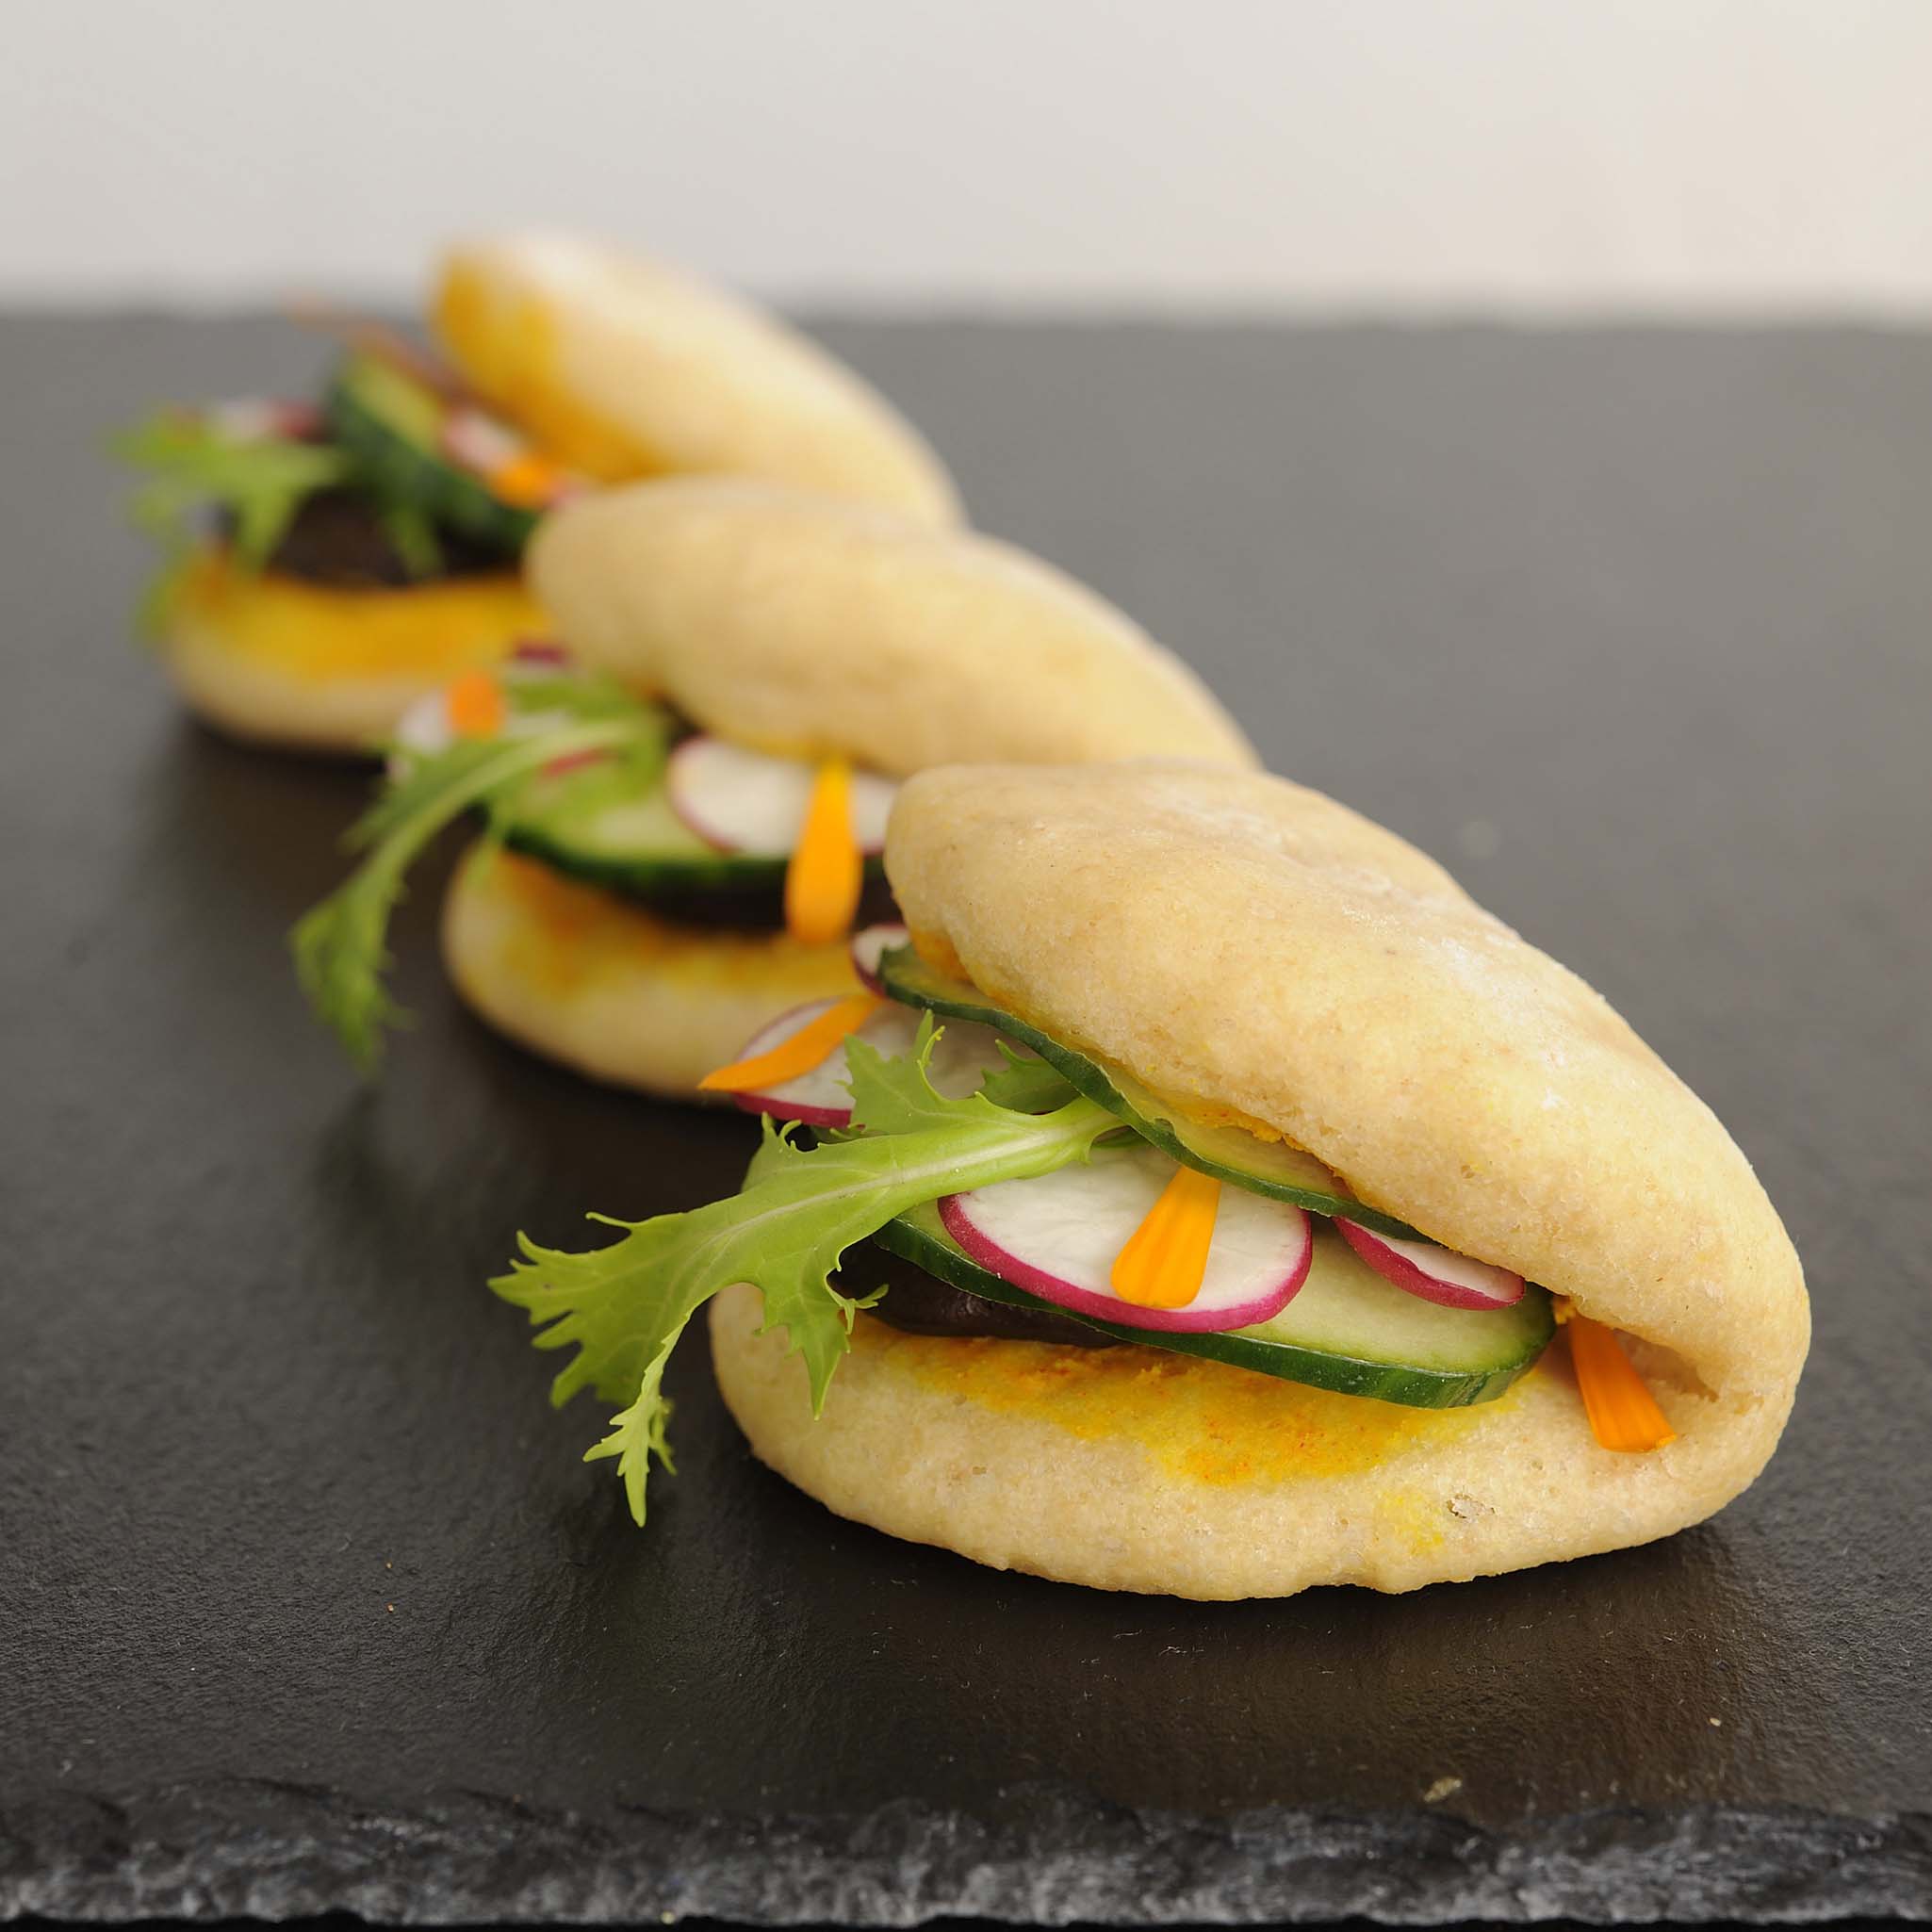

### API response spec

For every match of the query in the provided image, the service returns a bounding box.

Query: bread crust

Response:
[710,1285,1785,1599]
[529,480,1258,774]
[884,762,1807,1402]
[440,843,862,1098]
[160,545,543,754]
[434,233,960,524]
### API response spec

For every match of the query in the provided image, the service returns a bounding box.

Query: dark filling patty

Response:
[850,1239,1120,1349]
[631,872,901,935]
[226,490,510,588]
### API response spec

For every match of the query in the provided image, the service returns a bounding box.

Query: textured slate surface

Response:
[2,315,1929,1924]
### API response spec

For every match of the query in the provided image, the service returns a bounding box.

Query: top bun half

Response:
[527,480,1258,775]
[883,760,1808,1425]
[434,233,959,525]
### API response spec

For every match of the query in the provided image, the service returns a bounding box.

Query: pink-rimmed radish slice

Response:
[850,923,909,993]
[441,411,579,510]
[722,998,1012,1127]
[509,637,572,666]
[542,746,614,779]
[390,684,461,762]
[1335,1220,1524,1310]
[441,407,529,477]
[208,397,323,443]
[667,737,898,857]
[941,1145,1313,1334]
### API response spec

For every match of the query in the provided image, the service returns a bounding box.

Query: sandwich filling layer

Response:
[294,658,902,1072]
[478,653,1803,1594]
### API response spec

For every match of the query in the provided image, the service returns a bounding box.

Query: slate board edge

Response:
[3,1784,1928,1924]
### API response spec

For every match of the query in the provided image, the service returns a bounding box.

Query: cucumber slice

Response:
[498,771,886,901]
[324,353,536,556]
[878,945,1418,1238]
[873,1203,1553,1408]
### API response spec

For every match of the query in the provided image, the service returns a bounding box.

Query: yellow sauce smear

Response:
[783,758,864,945]
[480,851,857,1000]
[864,1320,1496,1488]
[173,548,546,682]
[699,993,880,1093]
[1110,1166,1220,1308]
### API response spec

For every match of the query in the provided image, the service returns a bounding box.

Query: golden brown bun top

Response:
[433,232,960,524]
[885,761,1807,1409]
[527,480,1258,775]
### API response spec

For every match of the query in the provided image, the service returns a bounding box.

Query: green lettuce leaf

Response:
[492,1025,1115,1523]
[976,1041,1080,1114]
[374,498,444,581]
[291,688,669,1071]
[477,670,657,729]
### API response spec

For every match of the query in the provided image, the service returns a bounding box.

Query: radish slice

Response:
[209,398,322,443]
[941,1146,1313,1334]
[542,747,613,778]
[1335,1220,1524,1310]
[441,407,528,477]
[667,737,897,857]
[391,685,460,761]
[724,999,1012,1126]
[270,400,326,440]
[850,923,909,993]
[510,638,571,666]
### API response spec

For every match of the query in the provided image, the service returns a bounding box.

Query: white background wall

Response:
[6,0,1932,313]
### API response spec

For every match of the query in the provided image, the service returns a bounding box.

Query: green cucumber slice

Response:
[498,771,884,901]
[873,1203,1552,1408]
[878,944,1417,1238]
[325,353,535,556]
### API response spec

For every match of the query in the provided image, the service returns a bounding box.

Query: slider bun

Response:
[724,760,1808,1595]
[711,1287,1780,1600]
[441,844,860,1099]
[529,480,1258,775]
[434,233,959,525]
[160,545,544,755]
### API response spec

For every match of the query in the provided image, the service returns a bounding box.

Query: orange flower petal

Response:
[1564,1309,1678,1452]
[1110,1164,1222,1309]
[697,993,883,1094]
[488,450,568,508]
[445,669,507,739]
[783,758,863,945]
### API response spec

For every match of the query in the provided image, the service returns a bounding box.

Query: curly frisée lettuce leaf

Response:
[114,408,355,628]
[292,688,670,1071]
[976,1042,1080,1115]
[479,670,654,730]
[492,1025,1117,1524]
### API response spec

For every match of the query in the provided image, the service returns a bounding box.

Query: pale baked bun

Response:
[441,844,862,1099]
[709,761,1808,1598]
[712,1286,1778,1600]
[161,545,545,754]
[433,234,959,525]
[529,481,1259,774]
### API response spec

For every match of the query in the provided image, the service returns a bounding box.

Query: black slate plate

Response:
[3,316,1929,1924]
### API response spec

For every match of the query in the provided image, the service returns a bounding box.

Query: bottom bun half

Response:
[708,1282,1793,1600]
[161,545,546,753]
[441,843,863,1099]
